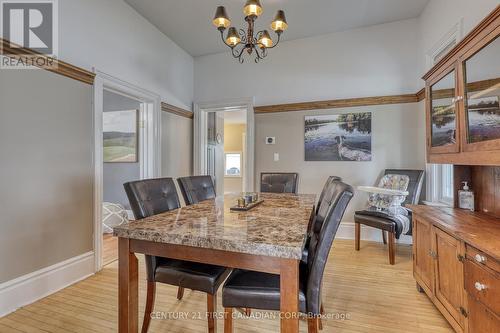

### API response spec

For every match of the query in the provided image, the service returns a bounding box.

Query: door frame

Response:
[93,70,162,272]
[194,97,255,192]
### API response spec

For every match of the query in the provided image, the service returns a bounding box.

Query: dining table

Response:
[113,192,316,333]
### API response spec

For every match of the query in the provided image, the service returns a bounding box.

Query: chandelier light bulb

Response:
[226,27,241,47]
[271,10,288,32]
[213,6,231,30]
[258,30,273,48]
[243,0,263,17]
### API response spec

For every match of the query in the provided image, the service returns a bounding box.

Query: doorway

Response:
[101,90,141,266]
[93,71,161,272]
[222,110,247,194]
[194,98,255,194]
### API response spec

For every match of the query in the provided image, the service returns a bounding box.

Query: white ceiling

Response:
[125,0,430,57]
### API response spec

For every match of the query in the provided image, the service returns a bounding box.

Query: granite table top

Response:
[113,193,316,259]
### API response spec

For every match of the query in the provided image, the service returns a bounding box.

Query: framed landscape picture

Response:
[305,112,372,161]
[103,110,138,163]
[466,95,500,143]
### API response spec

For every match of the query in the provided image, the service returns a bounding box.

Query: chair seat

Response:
[155,258,231,295]
[354,209,411,238]
[222,269,307,313]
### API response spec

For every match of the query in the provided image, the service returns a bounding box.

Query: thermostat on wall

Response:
[266,137,276,144]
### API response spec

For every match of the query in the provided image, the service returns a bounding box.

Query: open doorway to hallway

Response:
[222,110,247,194]
[194,98,255,194]
[93,71,162,272]
[205,109,248,195]
[101,90,142,266]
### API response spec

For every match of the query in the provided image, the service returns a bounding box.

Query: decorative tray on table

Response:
[230,200,264,212]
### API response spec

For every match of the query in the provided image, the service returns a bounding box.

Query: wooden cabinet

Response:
[465,246,500,333]
[423,6,500,165]
[413,217,434,293]
[467,295,500,333]
[411,206,500,333]
[459,32,500,154]
[432,228,467,330]
[426,65,460,155]
[414,222,467,332]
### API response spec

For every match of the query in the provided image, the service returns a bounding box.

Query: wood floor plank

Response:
[0,240,453,333]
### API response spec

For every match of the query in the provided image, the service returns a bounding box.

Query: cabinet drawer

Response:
[468,296,500,333]
[466,245,500,273]
[465,259,500,315]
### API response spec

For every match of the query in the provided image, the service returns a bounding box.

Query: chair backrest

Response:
[306,181,354,314]
[124,178,181,220]
[383,169,425,206]
[260,172,298,193]
[316,176,342,215]
[123,178,181,282]
[177,175,216,206]
[308,176,342,234]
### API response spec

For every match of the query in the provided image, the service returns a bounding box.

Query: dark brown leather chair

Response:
[354,169,424,265]
[124,178,230,333]
[303,176,342,262]
[221,180,354,333]
[260,172,299,193]
[177,175,216,205]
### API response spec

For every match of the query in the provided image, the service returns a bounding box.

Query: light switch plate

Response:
[266,137,276,144]
[274,153,279,161]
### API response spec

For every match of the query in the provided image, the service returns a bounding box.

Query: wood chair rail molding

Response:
[1,38,95,85]
[254,76,499,114]
[254,92,422,114]
[161,102,193,119]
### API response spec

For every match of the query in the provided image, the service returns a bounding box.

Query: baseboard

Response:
[0,251,95,317]
[337,222,413,245]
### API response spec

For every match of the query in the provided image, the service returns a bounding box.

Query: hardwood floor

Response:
[0,240,453,333]
[102,234,118,266]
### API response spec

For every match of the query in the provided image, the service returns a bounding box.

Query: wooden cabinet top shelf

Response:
[409,205,500,261]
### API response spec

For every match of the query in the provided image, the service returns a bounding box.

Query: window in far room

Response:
[224,152,242,177]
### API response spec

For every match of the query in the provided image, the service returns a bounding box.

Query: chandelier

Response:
[212,0,288,63]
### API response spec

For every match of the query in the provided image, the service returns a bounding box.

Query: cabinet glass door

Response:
[429,70,458,152]
[463,35,500,150]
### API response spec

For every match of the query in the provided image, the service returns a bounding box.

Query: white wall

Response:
[161,112,193,178]
[0,69,93,283]
[60,0,193,110]
[195,19,420,106]
[417,0,499,78]
[255,104,426,223]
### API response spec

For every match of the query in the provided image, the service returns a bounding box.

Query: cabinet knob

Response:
[474,282,486,291]
[474,254,486,263]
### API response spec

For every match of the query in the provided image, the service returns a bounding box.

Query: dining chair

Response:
[260,172,299,193]
[221,180,354,333]
[354,169,424,264]
[313,176,342,226]
[177,175,216,205]
[303,176,342,263]
[124,178,231,333]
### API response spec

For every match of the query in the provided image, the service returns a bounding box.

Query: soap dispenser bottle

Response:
[458,181,475,211]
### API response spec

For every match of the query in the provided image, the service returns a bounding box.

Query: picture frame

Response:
[103,109,139,163]
[304,112,372,161]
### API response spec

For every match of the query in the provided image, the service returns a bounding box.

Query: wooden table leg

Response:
[280,259,299,333]
[119,237,139,333]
